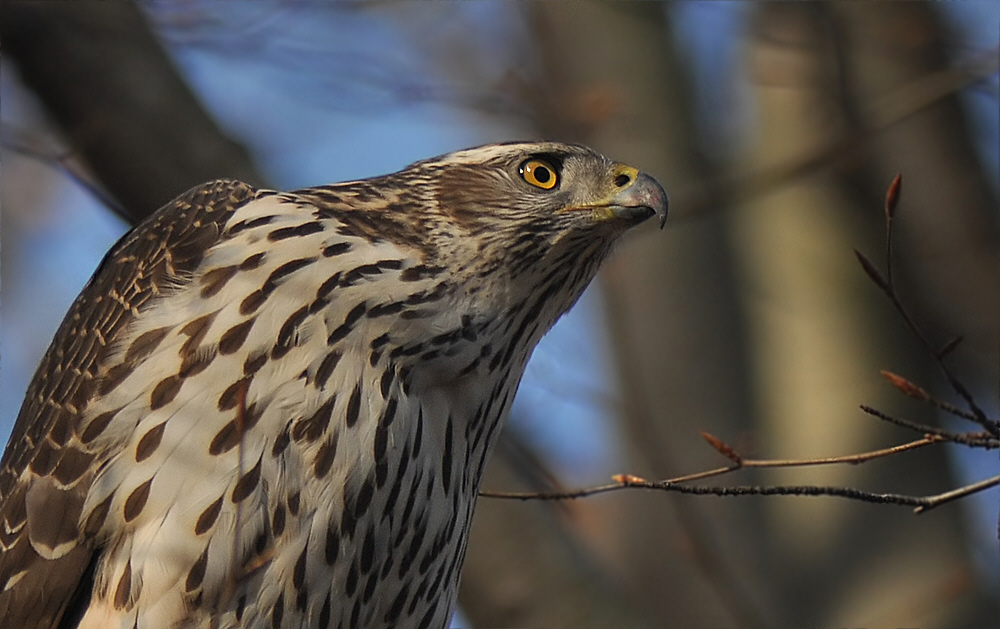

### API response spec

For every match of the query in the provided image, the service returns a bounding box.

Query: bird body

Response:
[0,142,666,629]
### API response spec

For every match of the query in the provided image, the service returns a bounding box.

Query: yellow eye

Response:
[519,159,559,190]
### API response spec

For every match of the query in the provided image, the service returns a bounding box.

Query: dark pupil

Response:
[533,166,551,183]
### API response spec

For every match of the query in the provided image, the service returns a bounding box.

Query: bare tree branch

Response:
[0,2,266,222]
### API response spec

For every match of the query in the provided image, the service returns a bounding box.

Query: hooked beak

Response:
[610,172,669,229]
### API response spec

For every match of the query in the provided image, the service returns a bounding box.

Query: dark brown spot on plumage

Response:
[179,312,218,356]
[360,526,375,574]
[319,592,332,629]
[271,592,284,629]
[354,475,374,521]
[267,221,324,241]
[398,521,422,578]
[124,478,153,522]
[231,456,262,502]
[340,263,380,287]
[114,561,132,609]
[404,283,447,306]
[375,461,388,489]
[313,431,340,479]
[420,349,440,362]
[413,407,423,457]
[370,333,390,350]
[227,214,276,236]
[400,264,445,282]
[272,305,310,359]
[384,448,409,519]
[135,421,167,462]
[209,420,240,456]
[84,493,114,536]
[219,319,255,355]
[294,545,308,588]
[179,348,214,378]
[244,351,268,376]
[345,562,358,597]
[264,257,317,292]
[292,397,334,443]
[98,362,133,396]
[385,583,409,623]
[379,367,394,398]
[272,423,291,457]
[124,327,171,364]
[240,251,266,270]
[150,375,182,410]
[374,419,389,464]
[315,272,342,304]
[200,265,239,298]
[218,377,250,411]
[195,496,224,534]
[458,357,480,376]
[366,300,404,318]
[239,290,268,316]
[362,569,379,604]
[429,329,460,346]
[346,382,362,428]
[254,530,269,556]
[325,523,340,565]
[322,241,352,257]
[341,497,358,540]
[186,546,209,591]
[441,416,453,494]
[327,302,368,345]
[272,504,286,537]
[390,342,424,360]
[287,492,300,516]
[400,309,432,320]
[408,575,427,616]
[351,598,362,629]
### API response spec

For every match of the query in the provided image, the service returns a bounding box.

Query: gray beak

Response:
[611,172,669,229]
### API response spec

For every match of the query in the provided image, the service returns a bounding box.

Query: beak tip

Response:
[607,170,669,229]
[635,172,668,230]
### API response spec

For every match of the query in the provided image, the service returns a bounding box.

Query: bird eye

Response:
[519,159,558,190]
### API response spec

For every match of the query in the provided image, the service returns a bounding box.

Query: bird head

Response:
[405,141,668,325]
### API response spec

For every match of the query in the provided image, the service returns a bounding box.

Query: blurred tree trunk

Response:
[0,2,264,222]
[733,3,993,625]
[468,2,771,626]
[831,1,1000,401]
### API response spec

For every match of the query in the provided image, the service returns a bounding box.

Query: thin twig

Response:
[912,474,1000,513]
[880,370,983,423]
[859,405,999,448]
[859,176,1000,436]
[483,473,1000,515]
[481,432,999,512]
[737,435,942,467]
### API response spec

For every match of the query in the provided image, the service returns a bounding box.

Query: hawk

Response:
[0,142,667,629]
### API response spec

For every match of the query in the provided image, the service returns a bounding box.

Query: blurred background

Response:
[1,2,997,626]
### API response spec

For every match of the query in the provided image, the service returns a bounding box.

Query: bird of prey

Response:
[0,141,667,629]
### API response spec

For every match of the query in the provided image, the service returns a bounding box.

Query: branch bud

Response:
[700,431,742,464]
[884,173,902,220]
[880,370,931,401]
